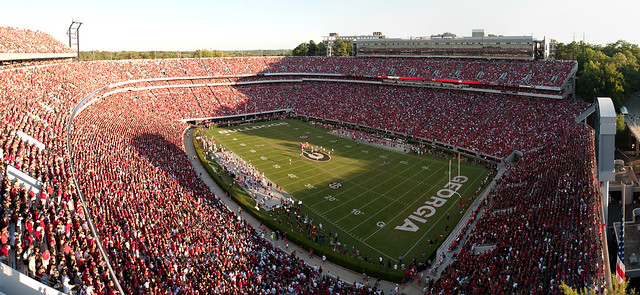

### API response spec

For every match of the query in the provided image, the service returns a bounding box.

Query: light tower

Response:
[67,19,83,57]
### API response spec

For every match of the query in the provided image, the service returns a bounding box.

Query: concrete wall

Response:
[0,263,66,295]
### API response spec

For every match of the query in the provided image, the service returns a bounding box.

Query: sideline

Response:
[184,126,425,295]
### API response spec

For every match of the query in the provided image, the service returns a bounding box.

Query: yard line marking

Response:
[400,174,484,258]
[359,171,450,242]
[322,157,441,215]
[212,130,446,213]
[342,164,447,233]
[205,120,491,259]
[330,162,438,222]
[280,144,415,185]
[305,205,395,260]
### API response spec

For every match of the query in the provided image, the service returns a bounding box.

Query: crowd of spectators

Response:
[430,124,604,294]
[0,54,598,294]
[70,78,381,294]
[263,56,576,88]
[213,146,281,208]
[0,63,117,293]
[0,58,74,71]
[0,27,75,54]
[227,82,589,158]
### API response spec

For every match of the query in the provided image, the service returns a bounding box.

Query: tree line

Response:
[79,49,292,61]
[555,40,640,110]
[292,39,352,56]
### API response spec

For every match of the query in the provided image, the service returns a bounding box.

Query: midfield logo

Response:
[302,150,331,162]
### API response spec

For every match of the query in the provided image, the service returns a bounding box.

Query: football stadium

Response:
[0,19,625,295]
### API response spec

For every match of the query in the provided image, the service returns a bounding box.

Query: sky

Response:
[2,0,639,51]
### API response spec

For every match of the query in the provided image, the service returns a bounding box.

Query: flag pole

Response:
[617,193,626,285]
[458,153,460,178]
[448,158,451,183]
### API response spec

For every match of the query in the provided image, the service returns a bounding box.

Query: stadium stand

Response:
[0,27,76,71]
[0,53,601,294]
[0,27,75,54]
[430,125,604,294]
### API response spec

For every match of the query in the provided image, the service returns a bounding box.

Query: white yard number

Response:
[273,164,281,169]
[305,184,316,189]
[325,195,337,201]
[239,143,246,146]
[400,161,408,165]
[351,209,363,215]
[249,149,256,153]
[260,156,268,160]
[288,174,297,178]
[361,150,369,154]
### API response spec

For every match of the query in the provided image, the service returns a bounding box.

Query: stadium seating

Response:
[0,27,75,54]
[0,55,600,294]
[430,124,604,294]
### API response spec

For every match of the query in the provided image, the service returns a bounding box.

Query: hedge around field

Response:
[192,128,407,283]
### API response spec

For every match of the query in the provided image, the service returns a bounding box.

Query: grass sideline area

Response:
[193,118,493,282]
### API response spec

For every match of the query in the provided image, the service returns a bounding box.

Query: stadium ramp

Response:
[575,103,596,123]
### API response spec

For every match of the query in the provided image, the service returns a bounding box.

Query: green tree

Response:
[603,40,637,57]
[194,49,207,58]
[555,41,580,60]
[602,61,625,108]
[560,274,635,295]
[557,40,640,109]
[621,61,640,96]
[211,50,225,57]
[332,39,349,56]
[114,51,140,60]
[308,40,318,56]
[347,39,353,56]
[576,60,603,102]
[618,113,627,132]
[163,52,178,59]
[293,43,309,56]
[316,42,326,56]
[617,113,633,149]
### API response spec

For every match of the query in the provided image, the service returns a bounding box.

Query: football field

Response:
[198,119,491,263]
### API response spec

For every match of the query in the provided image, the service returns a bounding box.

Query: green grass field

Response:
[199,118,491,264]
